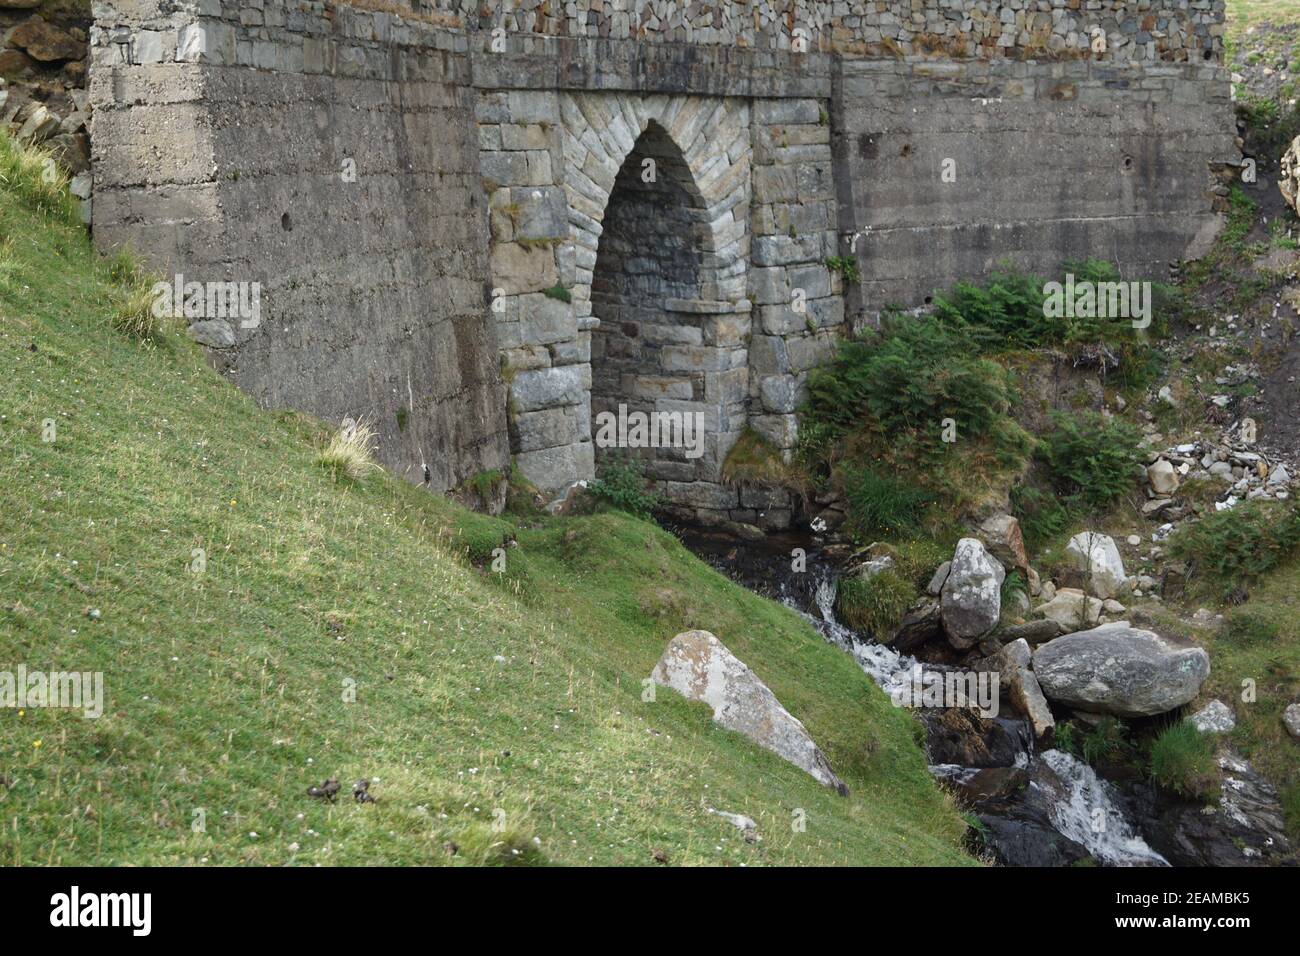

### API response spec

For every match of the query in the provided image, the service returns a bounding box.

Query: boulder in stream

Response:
[940,538,1004,648]
[1032,621,1210,717]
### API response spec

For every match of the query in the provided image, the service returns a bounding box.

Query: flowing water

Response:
[676,525,1168,867]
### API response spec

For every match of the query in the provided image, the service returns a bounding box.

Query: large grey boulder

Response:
[650,630,848,794]
[941,538,1004,649]
[1032,622,1210,717]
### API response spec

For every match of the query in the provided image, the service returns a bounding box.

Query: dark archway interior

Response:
[590,121,713,482]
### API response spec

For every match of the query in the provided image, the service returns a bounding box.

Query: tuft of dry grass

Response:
[110,280,165,340]
[102,247,172,341]
[0,130,79,224]
[721,426,809,492]
[317,417,380,481]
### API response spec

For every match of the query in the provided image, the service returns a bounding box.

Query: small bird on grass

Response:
[352,779,376,804]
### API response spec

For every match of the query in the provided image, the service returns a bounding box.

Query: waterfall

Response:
[1039,750,1169,866]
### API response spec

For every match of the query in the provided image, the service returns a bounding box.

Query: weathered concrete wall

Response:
[832,56,1238,321]
[85,0,1237,518]
[89,1,508,492]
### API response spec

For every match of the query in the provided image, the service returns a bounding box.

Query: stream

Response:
[676,526,1170,867]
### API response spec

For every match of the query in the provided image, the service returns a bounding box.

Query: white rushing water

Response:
[1039,750,1169,866]
[792,569,1167,867]
[800,577,923,699]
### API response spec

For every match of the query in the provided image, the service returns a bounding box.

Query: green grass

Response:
[1227,0,1300,54]
[1148,721,1219,800]
[834,568,915,639]
[1192,562,1300,840]
[0,133,972,866]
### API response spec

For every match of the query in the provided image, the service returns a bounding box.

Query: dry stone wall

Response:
[419,0,1224,63]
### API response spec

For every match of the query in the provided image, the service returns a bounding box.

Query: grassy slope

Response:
[0,140,970,866]
[1166,0,1300,838]
[1197,564,1300,833]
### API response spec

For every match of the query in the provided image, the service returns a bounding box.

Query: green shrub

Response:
[541,281,571,303]
[841,465,933,539]
[930,265,1052,352]
[1000,570,1026,611]
[1036,410,1144,511]
[889,538,953,587]
[1061,715,1137,770]
[587,455,662,519]
[834,568,916,638]
[825,255,860,284]
[930,259,1167,354]
[1010,484,1072,550]
[504,465,546,517]
[1167,500,1300,597]
[1054,721,1080,757]
[1082,717,1130,766]
[804,315,1017,447]
[1148,721,1218,799]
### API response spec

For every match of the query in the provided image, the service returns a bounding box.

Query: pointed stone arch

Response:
[561,93,753,492]
[485,90,754,500]
[558,92,752,321]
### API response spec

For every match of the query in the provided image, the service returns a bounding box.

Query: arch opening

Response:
[589,120,723,484]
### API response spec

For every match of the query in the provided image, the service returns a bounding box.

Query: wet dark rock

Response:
[1134,749,1293,866]
[936,765,1029,804]
[976,813,1093,867]
[971,758,1093,867]
[923,708,1032,768]
[889,598,943,654]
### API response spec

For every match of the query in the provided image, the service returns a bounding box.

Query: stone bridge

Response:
[88,1,1237,525]
[483,87,837,518]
